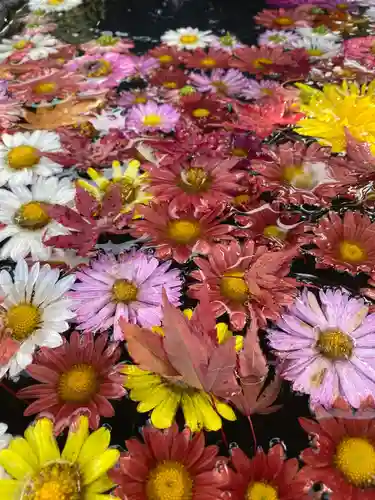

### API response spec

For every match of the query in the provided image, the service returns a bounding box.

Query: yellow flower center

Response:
[335,438,375,488]
[13,39,31,50]
[22,462,80,500]
[275,16,294,26]
[339,241,367,263]
[231,147,248,157]
[7,145,40,170]
[246,482,279,500]
[167,219,201,245]
[233,194,250,206]
[179,35,198,45]
[212,80,228,93]
[58,363,98,403]
[33,82,58,95]
[179,167,210,193]
[159,54,173,63]
[142,114,162,127]
[307,48,324,56]
[192,108,211,118]
[112,279,138,303]
[220,270,249,303]
[282,165,314,189]
[220,34,234,47]
[163,81,178,89]
[14,202,51,230]
[135,96,148,104]
[263,225,287,240]
[268,34,285,43]
[316,329,354,359]
[200,57,216,67]
[253,58,274,69]
[6,303,41,341]
[97,35,119,46]
[47,0,65,4]
[87,59,112,78]
[146,460,193,500]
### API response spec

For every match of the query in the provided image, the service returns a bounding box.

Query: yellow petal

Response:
[87,167,108,189]
[32,419,60,466]
[0,449,34,479]
[213,398,237,421]
[130,381,165,403]
[62,416,89,463]
[125,373,163,391]
[123,159,141,181]
[192,392,222,431]
[81,449,120,486]
[234,335,244,352]
[85,474,115,494]
[8,437,38,472]
[84,495,119,500]
[150,390,180,429]
[181,392,200,432]
[137,383,172,412]
[183,309,193,320]
[0,479,20,498]
[112,160,122,181]
[78,428,111,469]
[216,323,231,345]
[77,179,101,199]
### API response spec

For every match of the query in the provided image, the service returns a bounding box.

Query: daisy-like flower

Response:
[182,48,230,69]
[111,424,232,500]
[309,211,375,274]
[148,45,181,66]
[126,101,180,133]
[0,176,74,261]
[80,33,133,54]
[180,94,230,126]
[17,331,125,433]
[0,130,64,187]
[161,27,214,50]
[344,36,375,68]
[77,159,152,214]
[231,45,296,76]
[291,35,342,60]
[240,79,281,100]
[150,69,188,90]
[0,415,119,499]
[189,68,248,96]
[258,29,301,47]
[117,88,156,108]
[268,288,375,409]
[0,33,60,64]
[230,445,309,500]
[69,250,181,338]
[255,7,314,29]
[0,259,75,379]
[28,0,82,11]
[189,240,298,330]
[299,416,375,498]
[211,32,244,53]
[130,202,233,264]
[296,25,342,40]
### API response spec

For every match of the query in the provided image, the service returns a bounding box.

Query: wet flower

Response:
[309,211,375,274]
[148,45,181,66]
[189,240,298,330]
[17,331,125,433]
[28,0,83,12]
[182,48,231,69]
[0,33,60,63]
[161,27,214,50]
[240,79,281,100]
[69,250,181,338]
[291,35,342,59]
[180,94,230,126]
[0,415,119,499]
[230,445,309,500]
[258,29,301,47]
[126,101,180,133]
[131,55,159,78]
[111,423,232,499]
[150,69,187,90]
[255,7,314,29]
[344,36,375,68]
[269,288,375,409]
[130,202,233,263]
[81,33,134,54]
[0,130,64,187]
[189,68,248,96]
[231,45,296,76]
[0,259,75,379]
[211,32,244,52]
[118,88,156,108]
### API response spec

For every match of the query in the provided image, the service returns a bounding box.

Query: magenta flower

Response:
[189,68,248,96]
[126,101,180,132]
[69,250,182,339]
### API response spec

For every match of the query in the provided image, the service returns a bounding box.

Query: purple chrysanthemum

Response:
[69,250,182,340]
[189,68,248,96]
[126,100,180,132]
[241,79,281,100]
[268,288,375,409]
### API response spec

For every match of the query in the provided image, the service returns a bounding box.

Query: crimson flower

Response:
[181,48,231,69]
[255,6,315,29]
[148,44,182,66]
[180,94,231,128]
[150,69,188,90]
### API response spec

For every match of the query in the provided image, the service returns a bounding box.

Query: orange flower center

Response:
[200,57,217,67]
[253,58,273,69]
[167,219,201,245]
[192,108,211,118]
[339,240,367,263]
[274,16,294,26]
[33,81,58,95]
[220,270,249,303]
[58,363,98,403]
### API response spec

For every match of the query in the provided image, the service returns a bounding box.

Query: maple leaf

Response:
[238,315,268,382]
[230,374,283,417]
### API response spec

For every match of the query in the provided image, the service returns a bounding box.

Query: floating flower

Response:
[111,423,232,499]
[309,211,375,274]
[117,88,156,108]
[148,45,181,66]
[0,415,119,499]
[0,130,64,187]
[161,27,214,50]
[130,202,233,263]
[231,45,297,76]
[255,7,314,29]
[69,250,181,338]
[81,33,134,54]
[28,0,83,12]
[0,259,75,379]
[126,101,180,133]
[240,79,281,100]
[211,32,244,52]
[17,331,125,433]
[182,48,230,69]
[0,176,74,261]
[291,35,342,59]
[230,445,309,500]
[189,240,298,330]
[150,69,188,90]
[189,68,248,96]
[180,94,230,126]
[268,288,375,409]
[0,33,60,63]
[258,29,301,47]
[299,415,375,498]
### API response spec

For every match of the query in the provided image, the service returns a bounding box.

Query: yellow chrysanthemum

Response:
[295,80,375,154]
[77,159,153,215]
[122,365,236,432]
[0,416,119,500]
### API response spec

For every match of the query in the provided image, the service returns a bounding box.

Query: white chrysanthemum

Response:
[0,34,59,63]
[0,131,64,187]
[365,6,375,20]
[258,29,300,48]
[161,27,214,50]
[295,26,342,41]
[0,423,11,479]
[28,0,83,12]
[290,36,342,60]
[0,177,75,261]
[0,259,76,379]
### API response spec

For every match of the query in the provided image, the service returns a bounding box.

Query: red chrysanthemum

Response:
[230,444,310,500]
[189,240,299,330]
[299,416,375,499]
[17,331,125,433]
[230,45,293,75]
[309,211,375,274]
[148,44,182,66]
[150,69,188,90]
[180,94,231,128]
[255,6,315,30]
[130,202,233,263]
[111,423,233,500]
[181,48,231,69]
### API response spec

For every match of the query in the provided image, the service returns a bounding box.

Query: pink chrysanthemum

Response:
[130,55,160,78]
[240,79,281,100]
[182,48,231,69]
[189,240,299,330]
[80,34,134,54]
[130,203,233,263]
[309,211,375,274]
[255,7,314,30]
[148,45,182,66]
[111,424,232,500]
[126,101,180,132]
[69,250,182,338]
[17,331,125,433]
[117,88,157,108]
[189,68,248,96]
[344,36,375,68]
[231,45,295,75]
